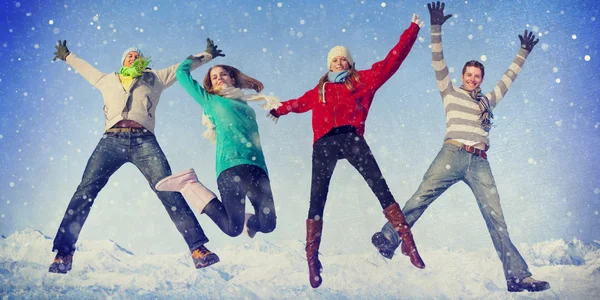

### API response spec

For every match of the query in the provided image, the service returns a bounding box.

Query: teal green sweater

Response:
[176,58,268,178]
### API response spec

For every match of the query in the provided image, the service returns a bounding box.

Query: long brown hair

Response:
[317,66,361,102]
[203,64,264,94]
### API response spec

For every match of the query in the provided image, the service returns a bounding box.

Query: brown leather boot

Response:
[306,219,323,288]
[383,202,425,269]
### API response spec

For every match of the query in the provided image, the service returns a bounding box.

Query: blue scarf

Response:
[327,71,348,83]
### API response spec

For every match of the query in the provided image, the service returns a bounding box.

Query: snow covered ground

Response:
[1,229,599,299]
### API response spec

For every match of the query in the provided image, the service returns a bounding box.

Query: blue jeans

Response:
[52,131,209,255]
[380,143,532,281]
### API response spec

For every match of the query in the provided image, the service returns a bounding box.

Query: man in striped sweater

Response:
[371,1,550,293]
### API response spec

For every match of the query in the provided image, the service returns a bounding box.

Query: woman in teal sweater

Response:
[156,40,278,265]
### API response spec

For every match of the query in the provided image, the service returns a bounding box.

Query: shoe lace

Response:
[54,254,72,263]
[193,247,212,259]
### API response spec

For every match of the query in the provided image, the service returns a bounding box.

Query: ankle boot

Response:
[306,219,323,288]
[383,202,425,269]
[48,252,73,274]
[155,168,217,214]
[191,245,220,269]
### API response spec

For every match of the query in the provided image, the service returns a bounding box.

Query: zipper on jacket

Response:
[323,82,338,127]
[119,73,141,120]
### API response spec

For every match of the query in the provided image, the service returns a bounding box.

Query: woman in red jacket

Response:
[270,14,425,288]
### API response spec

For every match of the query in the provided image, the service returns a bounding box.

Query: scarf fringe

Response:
[461,86,494,132]
[202,86,281,143]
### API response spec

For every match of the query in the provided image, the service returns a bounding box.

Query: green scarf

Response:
[119,57,151,78]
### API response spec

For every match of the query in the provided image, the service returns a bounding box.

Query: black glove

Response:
[205,38,225,58]
[427,1,452,26]
[519,30,539,52]
[53,40,70,61]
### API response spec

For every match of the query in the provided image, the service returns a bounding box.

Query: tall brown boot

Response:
[306,219,323,288]
[383,202,426,269]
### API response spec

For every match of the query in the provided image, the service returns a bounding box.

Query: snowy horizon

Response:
[1,229,599,299]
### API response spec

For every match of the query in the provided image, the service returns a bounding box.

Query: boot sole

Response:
[48,263,72,274]
[155,168,196,191]
[508,282,550,292]
[195,253,220,269]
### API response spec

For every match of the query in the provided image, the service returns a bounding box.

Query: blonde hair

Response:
[203,65,264,94]
[317,66,361,102]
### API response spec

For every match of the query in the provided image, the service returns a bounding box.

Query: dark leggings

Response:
[308,126,396,219]
[202,164,277,237]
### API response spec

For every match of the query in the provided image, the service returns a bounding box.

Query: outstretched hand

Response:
[411,14,424,28]
[518,30,539,52]
[205,38,225,58]
[427,1,452,26]
[53,40,70,61]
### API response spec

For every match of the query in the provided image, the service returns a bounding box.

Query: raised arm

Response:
[428,2,454,98]
[269,87,317,119]
[176,56,213,108]
[486,30,538,108]
[366,15,422,87]
[54,40,106,87]
[154,38,225,88]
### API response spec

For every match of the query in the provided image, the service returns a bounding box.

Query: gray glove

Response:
[53,40,70,61]
[205,38,225,58]
[427,1,452,26]
[519,30,539,52]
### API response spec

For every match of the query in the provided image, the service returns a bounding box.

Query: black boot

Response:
[371,232,395,259]
[507,276,550,292]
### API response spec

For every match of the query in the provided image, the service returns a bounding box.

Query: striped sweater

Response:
[431,24,530,149]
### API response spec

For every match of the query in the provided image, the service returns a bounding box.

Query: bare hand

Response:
[411,14,424,28]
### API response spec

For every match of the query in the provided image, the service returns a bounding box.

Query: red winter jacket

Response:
[273,22,420,145]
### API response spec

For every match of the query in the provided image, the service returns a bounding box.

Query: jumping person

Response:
[49,39,221,274]
[155,41,279,254]
[371,2,550,293]
[269,14,426,288]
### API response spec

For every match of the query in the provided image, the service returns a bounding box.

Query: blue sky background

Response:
[0,0,598,257]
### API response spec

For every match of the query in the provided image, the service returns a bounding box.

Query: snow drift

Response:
[0,229,599,299]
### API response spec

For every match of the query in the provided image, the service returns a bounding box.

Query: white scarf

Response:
[202,86,282,143]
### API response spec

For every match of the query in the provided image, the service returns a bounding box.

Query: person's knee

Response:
[224,226,243,237]
[261,219,277,233]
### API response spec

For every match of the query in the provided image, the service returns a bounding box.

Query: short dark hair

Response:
[462,60,485,79]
